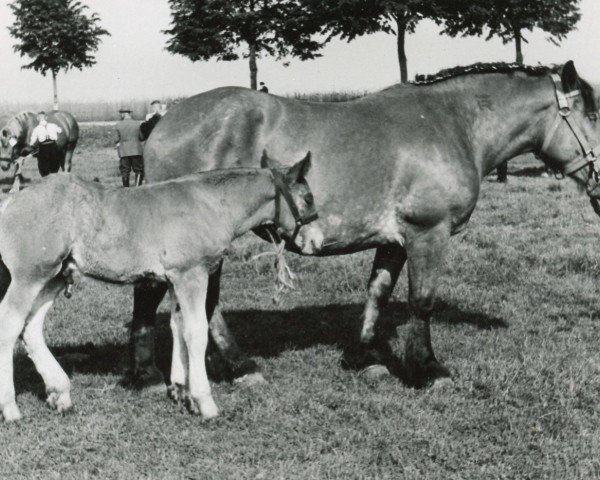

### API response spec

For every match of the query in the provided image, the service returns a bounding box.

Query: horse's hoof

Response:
[431,376,454,391]
[2,402,22,422]
[404,359,451,389]
[47,391,72,413]
[358,364,391,380]
[233,372,267,387]
[167,383,186,404]
[119,367,165,392]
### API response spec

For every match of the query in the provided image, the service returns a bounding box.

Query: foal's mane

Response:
[410,62,597,114]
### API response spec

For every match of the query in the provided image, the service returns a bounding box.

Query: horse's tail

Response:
[0,257,11,302]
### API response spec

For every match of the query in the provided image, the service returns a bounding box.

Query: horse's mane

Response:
[410,62,597,114]
[412,62,551,85]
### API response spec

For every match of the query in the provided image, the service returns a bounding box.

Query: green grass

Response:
[1,127,600,479]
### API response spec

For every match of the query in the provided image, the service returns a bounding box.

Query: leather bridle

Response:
[270,168,319,246]
[540,73,600,191]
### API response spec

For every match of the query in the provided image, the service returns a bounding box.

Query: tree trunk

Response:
[396,17,408,83]
[514,29,523,64]
[249,44,257,90]
[52,71,59,110]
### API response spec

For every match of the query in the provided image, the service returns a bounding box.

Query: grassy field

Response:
[1,124,600,479]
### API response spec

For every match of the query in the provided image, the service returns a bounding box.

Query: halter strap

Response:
[541,73,598,176]
[270,169,319,246]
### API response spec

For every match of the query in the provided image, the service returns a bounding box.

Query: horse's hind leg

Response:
[403,223,452,388]
[21,279,72,413]
[342,244,406,375]
[206,260,261,384]
[170,267,218,419]
[167,295,188,404]
[62,147,75,172]
[0,282,43,421]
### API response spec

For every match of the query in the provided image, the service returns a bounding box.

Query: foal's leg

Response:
[167,294,187,404]
[403,224,452,388]
[21,279,72,412]
[171,267,218,419]
[0,283,43,421]
[342,244,406,373]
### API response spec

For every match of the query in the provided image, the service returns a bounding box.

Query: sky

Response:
[1,0,599,103]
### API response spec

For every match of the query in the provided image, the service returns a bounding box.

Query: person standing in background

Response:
[139,100,167,141]
[259,82,269,93]
[115,107,144,187]
[29,111,63,177]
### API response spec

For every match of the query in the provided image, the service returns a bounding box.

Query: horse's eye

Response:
[304,192,314,205]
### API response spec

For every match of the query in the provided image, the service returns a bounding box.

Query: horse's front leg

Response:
[9,157,25,194]
[61,147,75,172]
[342,244,406,375]
[403,223,452,388]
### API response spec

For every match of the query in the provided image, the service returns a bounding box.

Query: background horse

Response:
[0,152,318,422]
[129,61,599,389]
[0,111,79,191]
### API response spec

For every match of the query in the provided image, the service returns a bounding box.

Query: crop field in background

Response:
[0,91,368,122]
[1,124,600,479]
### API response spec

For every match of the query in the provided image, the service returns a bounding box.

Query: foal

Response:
[0,151,317,422]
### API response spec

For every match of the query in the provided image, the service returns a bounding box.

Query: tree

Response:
[8,0,109,110]
[165,0,326,90]
[442,0,581,64]
[312,0,451,83]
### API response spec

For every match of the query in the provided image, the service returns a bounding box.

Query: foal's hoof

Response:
[431,376,454,391]
[358,364,391,380]
[233,372,267,387]
[187,396,219,420]
[47,391,73,413]
[2,402,22,422]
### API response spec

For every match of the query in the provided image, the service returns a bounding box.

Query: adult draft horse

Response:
[0,111,79,192]
[129,61,600,390]
[0,152,318,421]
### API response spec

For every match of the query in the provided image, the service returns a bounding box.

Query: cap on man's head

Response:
[118,106,132,113]
[150,100,160,106]
[260,82,265,85]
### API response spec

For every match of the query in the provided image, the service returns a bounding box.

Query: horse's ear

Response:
[260,149,270,169]
[260,149,285,169]
[287,151,312,181]
[561,60,579,92]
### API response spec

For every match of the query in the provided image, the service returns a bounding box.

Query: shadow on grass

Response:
[510,166,547,178]
[14,300,506,395]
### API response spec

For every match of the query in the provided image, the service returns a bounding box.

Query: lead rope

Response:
[250,229,297,304]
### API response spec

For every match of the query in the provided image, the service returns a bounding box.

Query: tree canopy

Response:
[8,0,109,108]
[311,0,452,83]
[442,0,581,63]
[165,0,326,90]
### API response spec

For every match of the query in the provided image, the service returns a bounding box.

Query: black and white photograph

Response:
[1,0,600,478]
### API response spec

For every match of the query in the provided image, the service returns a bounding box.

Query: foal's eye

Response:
[304,193,314,205]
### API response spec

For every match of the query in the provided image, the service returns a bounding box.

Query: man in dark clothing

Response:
[115,107,144,187]
[139,101,166,141]
[259,82,269,93]
[496,160,508,183]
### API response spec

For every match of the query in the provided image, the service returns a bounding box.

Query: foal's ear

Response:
[561,60,579,93]
[287,151,312,181]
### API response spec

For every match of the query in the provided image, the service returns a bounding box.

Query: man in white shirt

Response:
[29,111,63,176]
